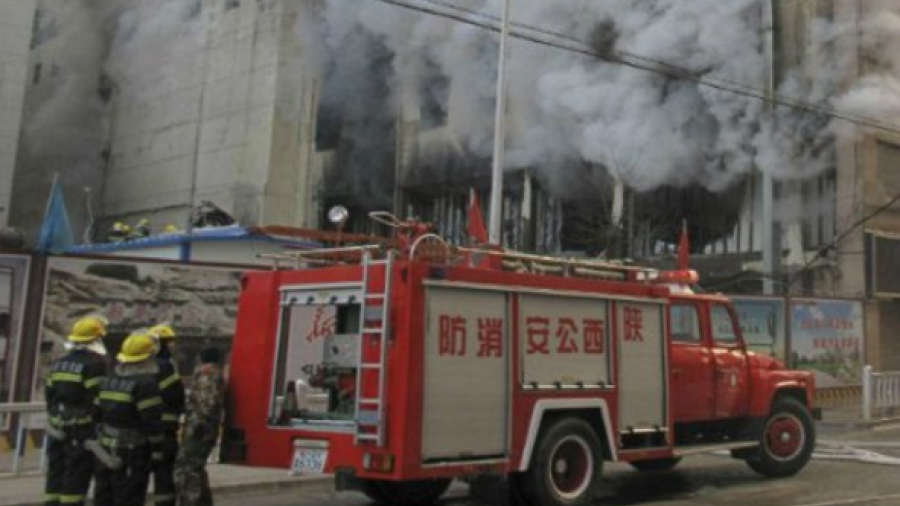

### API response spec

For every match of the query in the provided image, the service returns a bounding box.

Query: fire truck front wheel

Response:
[523,417,604,506]
[746,396,815,478]
[360,478,452,506]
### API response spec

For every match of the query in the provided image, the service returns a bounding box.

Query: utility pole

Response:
[762,0,778,295]
[488,0,512,245]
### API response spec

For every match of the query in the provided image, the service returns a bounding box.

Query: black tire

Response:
[746,397,815,478]
[522,417,604,506]
[630,457,682,472]
[360,478,452,506]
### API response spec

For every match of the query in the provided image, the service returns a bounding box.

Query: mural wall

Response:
[790,299,864,387]
[732,297,786,360]
[33,256,248,400]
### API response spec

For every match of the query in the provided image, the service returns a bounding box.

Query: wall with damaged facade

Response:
[0,0,35,228]
[10,0,322,243]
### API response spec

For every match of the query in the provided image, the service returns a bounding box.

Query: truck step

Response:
[672,441,758,457]
[357,410,382,425]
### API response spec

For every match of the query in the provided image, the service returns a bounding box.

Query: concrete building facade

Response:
[10,0,324,240]
[0,0,36,227]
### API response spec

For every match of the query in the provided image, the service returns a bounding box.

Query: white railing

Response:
[862,365,900,421]
[0,402,47,476]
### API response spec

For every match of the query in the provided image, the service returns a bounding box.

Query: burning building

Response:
[6,1,900,365]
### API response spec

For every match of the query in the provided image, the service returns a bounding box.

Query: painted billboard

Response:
[790,299,864,387]
[33,256,249,401]
[732,297,786,360]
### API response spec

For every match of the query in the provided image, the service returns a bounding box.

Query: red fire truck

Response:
[223,215,816,506]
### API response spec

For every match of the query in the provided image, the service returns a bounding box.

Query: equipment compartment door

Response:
[616,301,667,432]
[422,287,509,461]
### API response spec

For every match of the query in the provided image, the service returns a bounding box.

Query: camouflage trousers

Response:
[173,421,218,506]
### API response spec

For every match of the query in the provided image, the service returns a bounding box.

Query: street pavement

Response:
[217,424,900,506]
[3,420,900,506]
[219,446,900,506]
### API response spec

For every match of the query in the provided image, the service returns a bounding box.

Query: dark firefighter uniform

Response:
[93,333,164,506]
[44,316,108,506]
[149,324,185,506]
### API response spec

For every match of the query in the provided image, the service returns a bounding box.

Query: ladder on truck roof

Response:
[354,250,393,446]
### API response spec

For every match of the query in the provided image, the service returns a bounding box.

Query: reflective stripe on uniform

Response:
[59,494,85,504]
[45,493,61,501]
[49,372,83,383]
[100,391,132,403]
[161,413,179,422]
[159,373,180,390]
[49,415,93,427]
[138,397,162,410]
[154,494,176,503]
[84,377,102,389]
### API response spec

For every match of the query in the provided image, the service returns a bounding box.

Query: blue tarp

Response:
[37,183,74,253]
[65,225,320,254]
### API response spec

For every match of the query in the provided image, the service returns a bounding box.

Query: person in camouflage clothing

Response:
[174,347,224,506]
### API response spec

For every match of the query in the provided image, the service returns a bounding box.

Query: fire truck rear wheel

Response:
[746,396,815,478]
[629,457,681,472]
[360,478,452,506]
[523,417,603,506]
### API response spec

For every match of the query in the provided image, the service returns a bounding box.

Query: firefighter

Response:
[107,222,130,243]
[128,219,151,240]
[174,347,225,506]
[93,332,164,506]
[148,324,185,506]
[44,316,109,506]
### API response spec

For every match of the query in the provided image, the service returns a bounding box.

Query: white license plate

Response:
[291,447,328,476]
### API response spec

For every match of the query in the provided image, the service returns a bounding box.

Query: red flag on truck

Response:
[468,188,489,245]
[678,220,690,270]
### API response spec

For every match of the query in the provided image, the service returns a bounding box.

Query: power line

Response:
[786,189,900,288]
[367,0,900,136]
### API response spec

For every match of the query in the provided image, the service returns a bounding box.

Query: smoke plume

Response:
[318,0,900,192]
[18,0,900,237]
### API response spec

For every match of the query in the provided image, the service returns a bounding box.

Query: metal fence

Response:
[862,365,900,421]
[0,402,47,476]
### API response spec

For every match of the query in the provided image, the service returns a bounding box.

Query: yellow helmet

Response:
[149,324,176,341]
[68,316,108,343]
[117,332,156,363]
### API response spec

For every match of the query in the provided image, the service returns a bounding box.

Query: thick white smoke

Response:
[22,0,900,222]
[320,0,900,192]
[834,3,900,124]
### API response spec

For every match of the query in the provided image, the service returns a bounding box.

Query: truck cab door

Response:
[668,302,714,422]
[709,303,750,419]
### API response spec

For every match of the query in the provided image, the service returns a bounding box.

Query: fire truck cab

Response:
[223,218,816,506]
